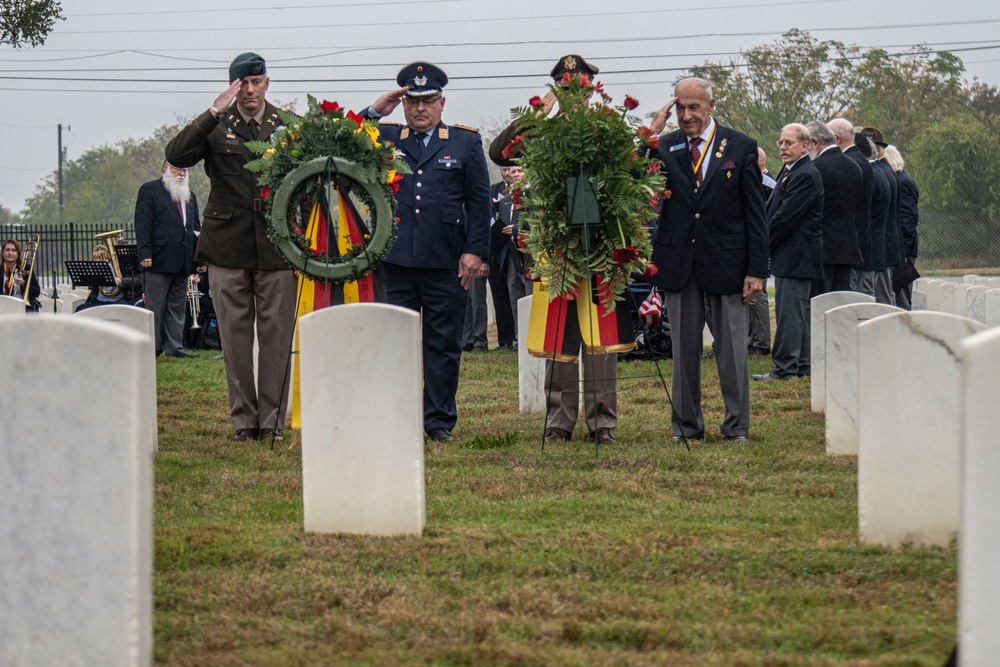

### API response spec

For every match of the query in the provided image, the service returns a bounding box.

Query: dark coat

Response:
[375,122,491,269]
[134,179,201,276]
[842,145,873,268]
[896,169,919,258]
[811,147,863,266]
[875,157,902,268]
[765,157,825,279]
[866,162,891,272]
[495,193,527,274]
[165,103,287,270]
[649,123,768,294]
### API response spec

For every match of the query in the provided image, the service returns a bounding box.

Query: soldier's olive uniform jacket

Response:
[165,102,287,270]
[375,122,491,268]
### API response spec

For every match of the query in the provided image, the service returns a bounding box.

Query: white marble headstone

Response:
[963,274,980,284]
[953,283,972,318]
[810,291,874,413]
[921,279,945,312]
[0,316,152,665]
[518,295,545,414]
[910,290,928,311]
[857,311,984,547]
[975,277,991,287]
[0,294,26,315]
[939,282,957,316]
[299,303,425,536]
[966,285,988,323]
[825,303,902,456]
[989,277,1000,289]
[77,305,157,452]
[986,289,1000,329]
[959,327,1000,666]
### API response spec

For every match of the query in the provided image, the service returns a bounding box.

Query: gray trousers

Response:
[462,276,488,350]
[665,276,750,438]
[747,289,770,353]
[545,352,617,434]
[850,268,875,296]
[144,270,188,355]
[771,276,812,378]
[874,269,896,306]
[209,265,297,432]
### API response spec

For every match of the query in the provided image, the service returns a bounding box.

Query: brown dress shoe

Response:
[232,428,258,441]
[544,427,572,441]
[589,428,616,444]
[259,428,283,441]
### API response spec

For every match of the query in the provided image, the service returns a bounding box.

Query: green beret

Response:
[229,52,266,82]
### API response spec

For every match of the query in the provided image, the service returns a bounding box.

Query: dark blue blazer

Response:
[376,122,491,269]
[649,123,768,294]
[843,145,873,268]
[875,158,902,268]
[867,163,890,272]
[765,157,824,280]
[896,169,919,258]
[812,147,862,266]
[134,179,200,276]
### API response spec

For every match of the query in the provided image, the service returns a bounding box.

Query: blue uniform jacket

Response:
[376,122,491,269]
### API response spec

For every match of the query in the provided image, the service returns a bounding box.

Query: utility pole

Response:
[58,124,69,225]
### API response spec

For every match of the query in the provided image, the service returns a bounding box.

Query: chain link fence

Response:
[918,211,1000,272]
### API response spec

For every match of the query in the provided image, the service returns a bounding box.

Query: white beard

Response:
[162,172,191,205]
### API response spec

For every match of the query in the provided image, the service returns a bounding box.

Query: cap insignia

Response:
[563,55,577,70]
[414,75,428,87]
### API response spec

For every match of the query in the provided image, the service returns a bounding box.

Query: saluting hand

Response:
[371,87,409,116]
[539,91,557,115]
[212,80,242,115]
[650,97,677,136]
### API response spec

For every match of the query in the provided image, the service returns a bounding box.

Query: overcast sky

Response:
[2,0,999,213]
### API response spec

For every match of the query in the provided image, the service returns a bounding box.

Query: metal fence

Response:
[1,223,135,292]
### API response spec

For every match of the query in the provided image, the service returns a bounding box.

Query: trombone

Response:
[19,234,39,307]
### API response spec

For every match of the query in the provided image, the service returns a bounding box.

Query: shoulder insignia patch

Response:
[438,127,449,140]
[452,124,480,134]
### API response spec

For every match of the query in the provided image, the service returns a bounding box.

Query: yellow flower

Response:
[386,169,397,184]
[364,124,380,146]
[264,148,276,158]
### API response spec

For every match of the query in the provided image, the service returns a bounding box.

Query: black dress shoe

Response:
[166,350,196,358]
[232,428,259,441]
[427,428,453,442]
[461,343,474,352]
[752,371,787,381]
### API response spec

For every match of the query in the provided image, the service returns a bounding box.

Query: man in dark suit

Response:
[166,52,297,442]
[857,135,891,297]
[492,166,530,348]
[805,120,862,294]
[647,77,768,442]
[885,145,919,309]
[863,128,902,305]
[753,124,824,381]
[484,165,517,349]
[363,62,491,442]
[828,119,874,296]
[135,161,201,358]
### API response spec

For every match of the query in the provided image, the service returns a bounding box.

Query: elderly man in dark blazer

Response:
[856,135,891,296]
[647,77,768,442]
[363,62,492,443]
[135,161,201,358]
[863,128,902,305]
[754,124,824,381]
[166,52,297,442]
[828,119,874,296]
[805,120,862,295]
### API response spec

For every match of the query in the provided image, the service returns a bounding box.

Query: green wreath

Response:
[245,95,410,283]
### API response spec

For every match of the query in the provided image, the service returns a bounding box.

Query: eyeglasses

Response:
[776,139,806,147]
[403,96,442,107]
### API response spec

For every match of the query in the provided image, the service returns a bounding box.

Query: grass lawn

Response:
[153,346,956,666]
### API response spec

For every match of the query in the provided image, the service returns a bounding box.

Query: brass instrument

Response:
[95,230,125,298]
[19,234,39,307]
[187,275,203,329]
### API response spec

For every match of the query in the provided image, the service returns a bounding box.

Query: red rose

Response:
[528,95,542,108]
[501,135,525,160]
[511,187,524,208]
[346,110,364,128]
[642,262,659,279]
[623,95,639,110]
[612,246,640,265]
[516,234,528,250]
[260,186,271,201]
[390,173,404,194]
[320,100,342,113]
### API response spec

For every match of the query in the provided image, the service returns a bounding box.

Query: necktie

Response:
[176,201,184,225]
[690,137,704,188]
[249,118,260,140]
[413,131,427,158]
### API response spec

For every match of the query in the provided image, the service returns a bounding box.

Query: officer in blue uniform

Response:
[363,62,492,442]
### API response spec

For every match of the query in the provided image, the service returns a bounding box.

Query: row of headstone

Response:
[914,275,1000,328]
[808,293,999,663]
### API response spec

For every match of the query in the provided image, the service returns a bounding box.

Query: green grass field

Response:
[153,347,956,666]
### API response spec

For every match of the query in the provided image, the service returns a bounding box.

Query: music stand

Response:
[65,260,117,290]
[114,244,139,279]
